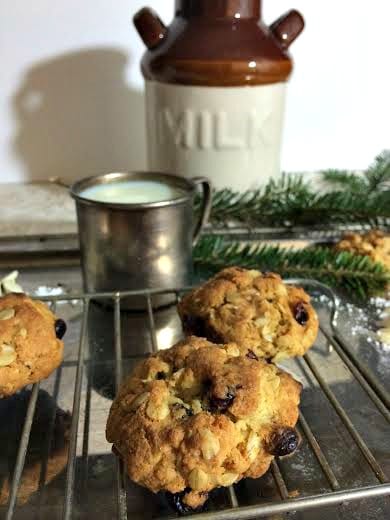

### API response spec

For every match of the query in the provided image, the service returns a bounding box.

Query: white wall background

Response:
[0,0,389,183]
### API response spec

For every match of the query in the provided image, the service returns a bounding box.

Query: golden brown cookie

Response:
[106,337,302,510]
[335,230,390,270]
[0,294,65,397]
[178,267,319,362]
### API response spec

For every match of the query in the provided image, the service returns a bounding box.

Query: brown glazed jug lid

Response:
[134,0,304,86]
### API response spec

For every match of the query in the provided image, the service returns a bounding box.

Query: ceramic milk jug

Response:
[134,0,304,191]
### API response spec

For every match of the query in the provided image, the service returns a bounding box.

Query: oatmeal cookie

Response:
[178,268,319,362]
[335,230,390,270]
[0,293,65,397]
[106,337,302,510]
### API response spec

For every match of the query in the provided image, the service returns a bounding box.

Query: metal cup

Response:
[70,172,212,309]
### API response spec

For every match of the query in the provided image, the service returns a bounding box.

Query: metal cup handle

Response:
[191,177,212,246]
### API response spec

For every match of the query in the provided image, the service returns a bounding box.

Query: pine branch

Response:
[321,150,390,194]
[195,150,390,227]
[207,174,315,224]
[194,236,390,299]
[321,170,367,193]
[203,185,390,227]
[306,189,390,226]
[365,150,390,192]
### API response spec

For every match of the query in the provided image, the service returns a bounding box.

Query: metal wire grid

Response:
[3,281,390,520]
[1,221,388,252]
[203,223,390,241]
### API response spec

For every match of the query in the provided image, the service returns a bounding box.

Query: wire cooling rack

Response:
[0,221,387,253]
[1,279,389,520]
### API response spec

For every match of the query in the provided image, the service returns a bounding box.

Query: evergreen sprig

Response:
[365,150,390,191]
[320,170,367,192]
[194,236,390,299]
[199,151,390,228]
[322,150,390,193]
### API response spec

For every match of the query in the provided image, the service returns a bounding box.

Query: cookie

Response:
[0,389,71,505]
[106,337,302,510]
[178,267,319,362]
[0,293,65,397]
[335,230,390,270]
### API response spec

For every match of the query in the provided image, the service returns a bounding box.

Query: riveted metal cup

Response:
[70,172,212,309]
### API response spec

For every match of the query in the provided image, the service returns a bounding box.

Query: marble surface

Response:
[0,182,77,237]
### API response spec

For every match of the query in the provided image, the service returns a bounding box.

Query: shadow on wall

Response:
[12,48,146,182]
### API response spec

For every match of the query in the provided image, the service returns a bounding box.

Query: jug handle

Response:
[133,7,168,50]
[270,9,305,49]
[191,177,212,246]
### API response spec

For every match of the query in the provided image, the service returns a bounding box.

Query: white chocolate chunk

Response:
[246,431,260,461]
[0,271,24,296]
[0,344,16,366]
[200,430,220,460]
[188,468,209,490]
[0,308,15,320]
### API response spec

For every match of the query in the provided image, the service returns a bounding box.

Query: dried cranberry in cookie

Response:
[294,302,309,326]
[269,427,300,457]
[55,319,67,339]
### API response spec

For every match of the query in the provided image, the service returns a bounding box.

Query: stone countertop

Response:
[0,176,324,240]
[0,182,77,237]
